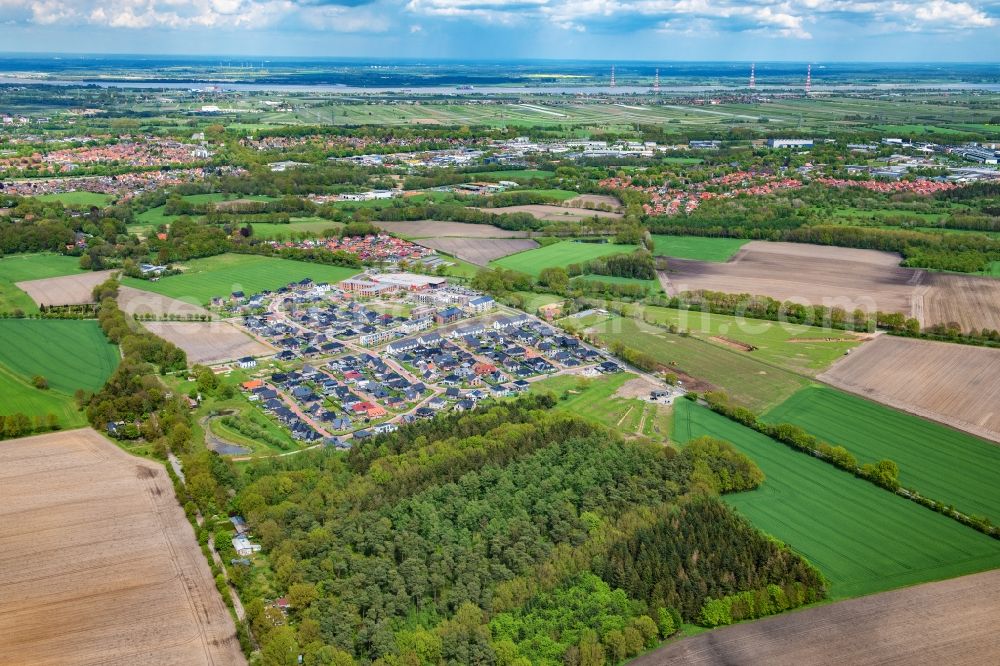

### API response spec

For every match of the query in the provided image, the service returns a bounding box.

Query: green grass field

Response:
[634,304,860,375]
[34,192,114,207]
[588,316,809,411]
[505,188,578,201]
[0,320,119,394]
[673,400,1000,599]
[0,253,85,314]
[121,253,362,304]
[572,274,662,294]
[531,372,671,439]
[652,235,748,262]
[513,291,565,313]
[247,217,343,240]
[765,386,1000,523]
[0,364,85,427]
[491,241,638,277]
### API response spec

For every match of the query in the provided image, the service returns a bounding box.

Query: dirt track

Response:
[819,335,1000,442]
[142,320,274,365]
[632,568,1000,666]
[0,429,245,665]
[417,237,538,265]
[16,269,116,306]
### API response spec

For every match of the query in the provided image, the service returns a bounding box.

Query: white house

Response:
[237,357,257,369]
[232,535,262,557]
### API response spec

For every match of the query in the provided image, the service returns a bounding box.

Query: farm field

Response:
[0,429,245,665]
[464,169,555,181]
[636,568,1000,666]
[0,364,84,427]
[766,385,1000,522]
[485,204,623,222]
[121,253,362,304]
[586,315,809,411]
[634,304,862,375]
[34,191,114,207]
[572,274,662,294]
[491,240,638,277]
[652,235,749,262]
[374,220,530,238]
[529,372,671,439]
[498,188,578,201]
[922,272,1000,333]
[673,400,1000,599]
[817,335,1000,443]
[117,285,211,318]
[16,269,116,306]
[245,217,343,240]
[142,321,275,365]
[513,291,564,313]
[0,253,85,313]
[566,194,621,209]
[0,320,119,394]
[660,241,919,318]
[417,237,538,265]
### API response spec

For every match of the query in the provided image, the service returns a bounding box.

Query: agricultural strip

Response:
[818,335,1000,443]
[121,253,362,304]
[0,429,245,665]
[587,316,809,411]
[0,319,119,394]
[633,568,1000,666]
[0,253,87,313]
[672,400,1000,599]
[652,235,748,262]
[491,240,638,278]
[16,269,116,306]
[766,385,1000,523]
[374,220,530,239]
[478,204,622,222]
[417,237,538,266]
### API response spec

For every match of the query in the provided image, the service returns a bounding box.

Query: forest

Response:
[211,397,825,665]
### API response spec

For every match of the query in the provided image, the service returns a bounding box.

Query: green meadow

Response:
[491,241,638,277]
[652,235,748,262]
[0,253,85,314]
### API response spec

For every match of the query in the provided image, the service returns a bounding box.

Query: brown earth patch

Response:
[819,335,1000,443]
[142,320,274,365]
[480,204,623,222]
[0,428,245,665]
[923,272,1000,334]
[118,285,210,319]
[631,568,1000,666]
[15,269,116,306]
[418,237,538,265]
[709,335,756,352]
[566,194,622,210]
[613,375,663,400]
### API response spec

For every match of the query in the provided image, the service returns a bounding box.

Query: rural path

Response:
[630,568,1000,666]
[207,534,247,623]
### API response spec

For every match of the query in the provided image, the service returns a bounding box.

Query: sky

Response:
[0,0,998,62]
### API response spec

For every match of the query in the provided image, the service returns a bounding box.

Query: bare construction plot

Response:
[16,269,116,306]
[418,237,538,265]
[375,220,530,238]
[143,320,274,365]
[660,242,921,319]
[480,204,623,222]
[819,335,1000,442]
[0,429,245,665]
[923,272,1000,333]
[119,285,211,319]
[632,568,1000,666]
[566,194,622,210]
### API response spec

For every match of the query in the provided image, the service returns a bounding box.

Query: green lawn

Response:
[635,304,860,375]
[34,192,114,207]
[765,386,1000,523]
[652,235,748,262]
[588,316,809,411]
[121,253,362,304]
[673,400,1000,599]
[513,291,565,313]
[491,241,638,277]
[0,253,85,314]
[530,372,671,439]
[0,320,119,394]
[134,205,179,227]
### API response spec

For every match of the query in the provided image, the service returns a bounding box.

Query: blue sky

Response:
[0,1,998,61]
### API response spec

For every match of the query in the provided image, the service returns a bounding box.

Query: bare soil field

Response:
[481,204,623,222]
[614,375,661,400]
[566,194,622,210]
[923,272,1000,333]
[418,237,539,265]
[16,269,116,306]
[375,220,530,238]
[143,320,274,365]
[119,285,211,319]
[660,242,921,318]
[819,335,1000,442]
[0,429,245,665]
[632,568,1000,666]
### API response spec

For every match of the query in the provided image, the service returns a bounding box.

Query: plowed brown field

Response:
[16,269,116,306]
[819,335,1000,442]
[143,320,274,365]
[0,429,245,665]
[374,220,529,238]
[632,568,1000,666]
[418,237,539,265]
